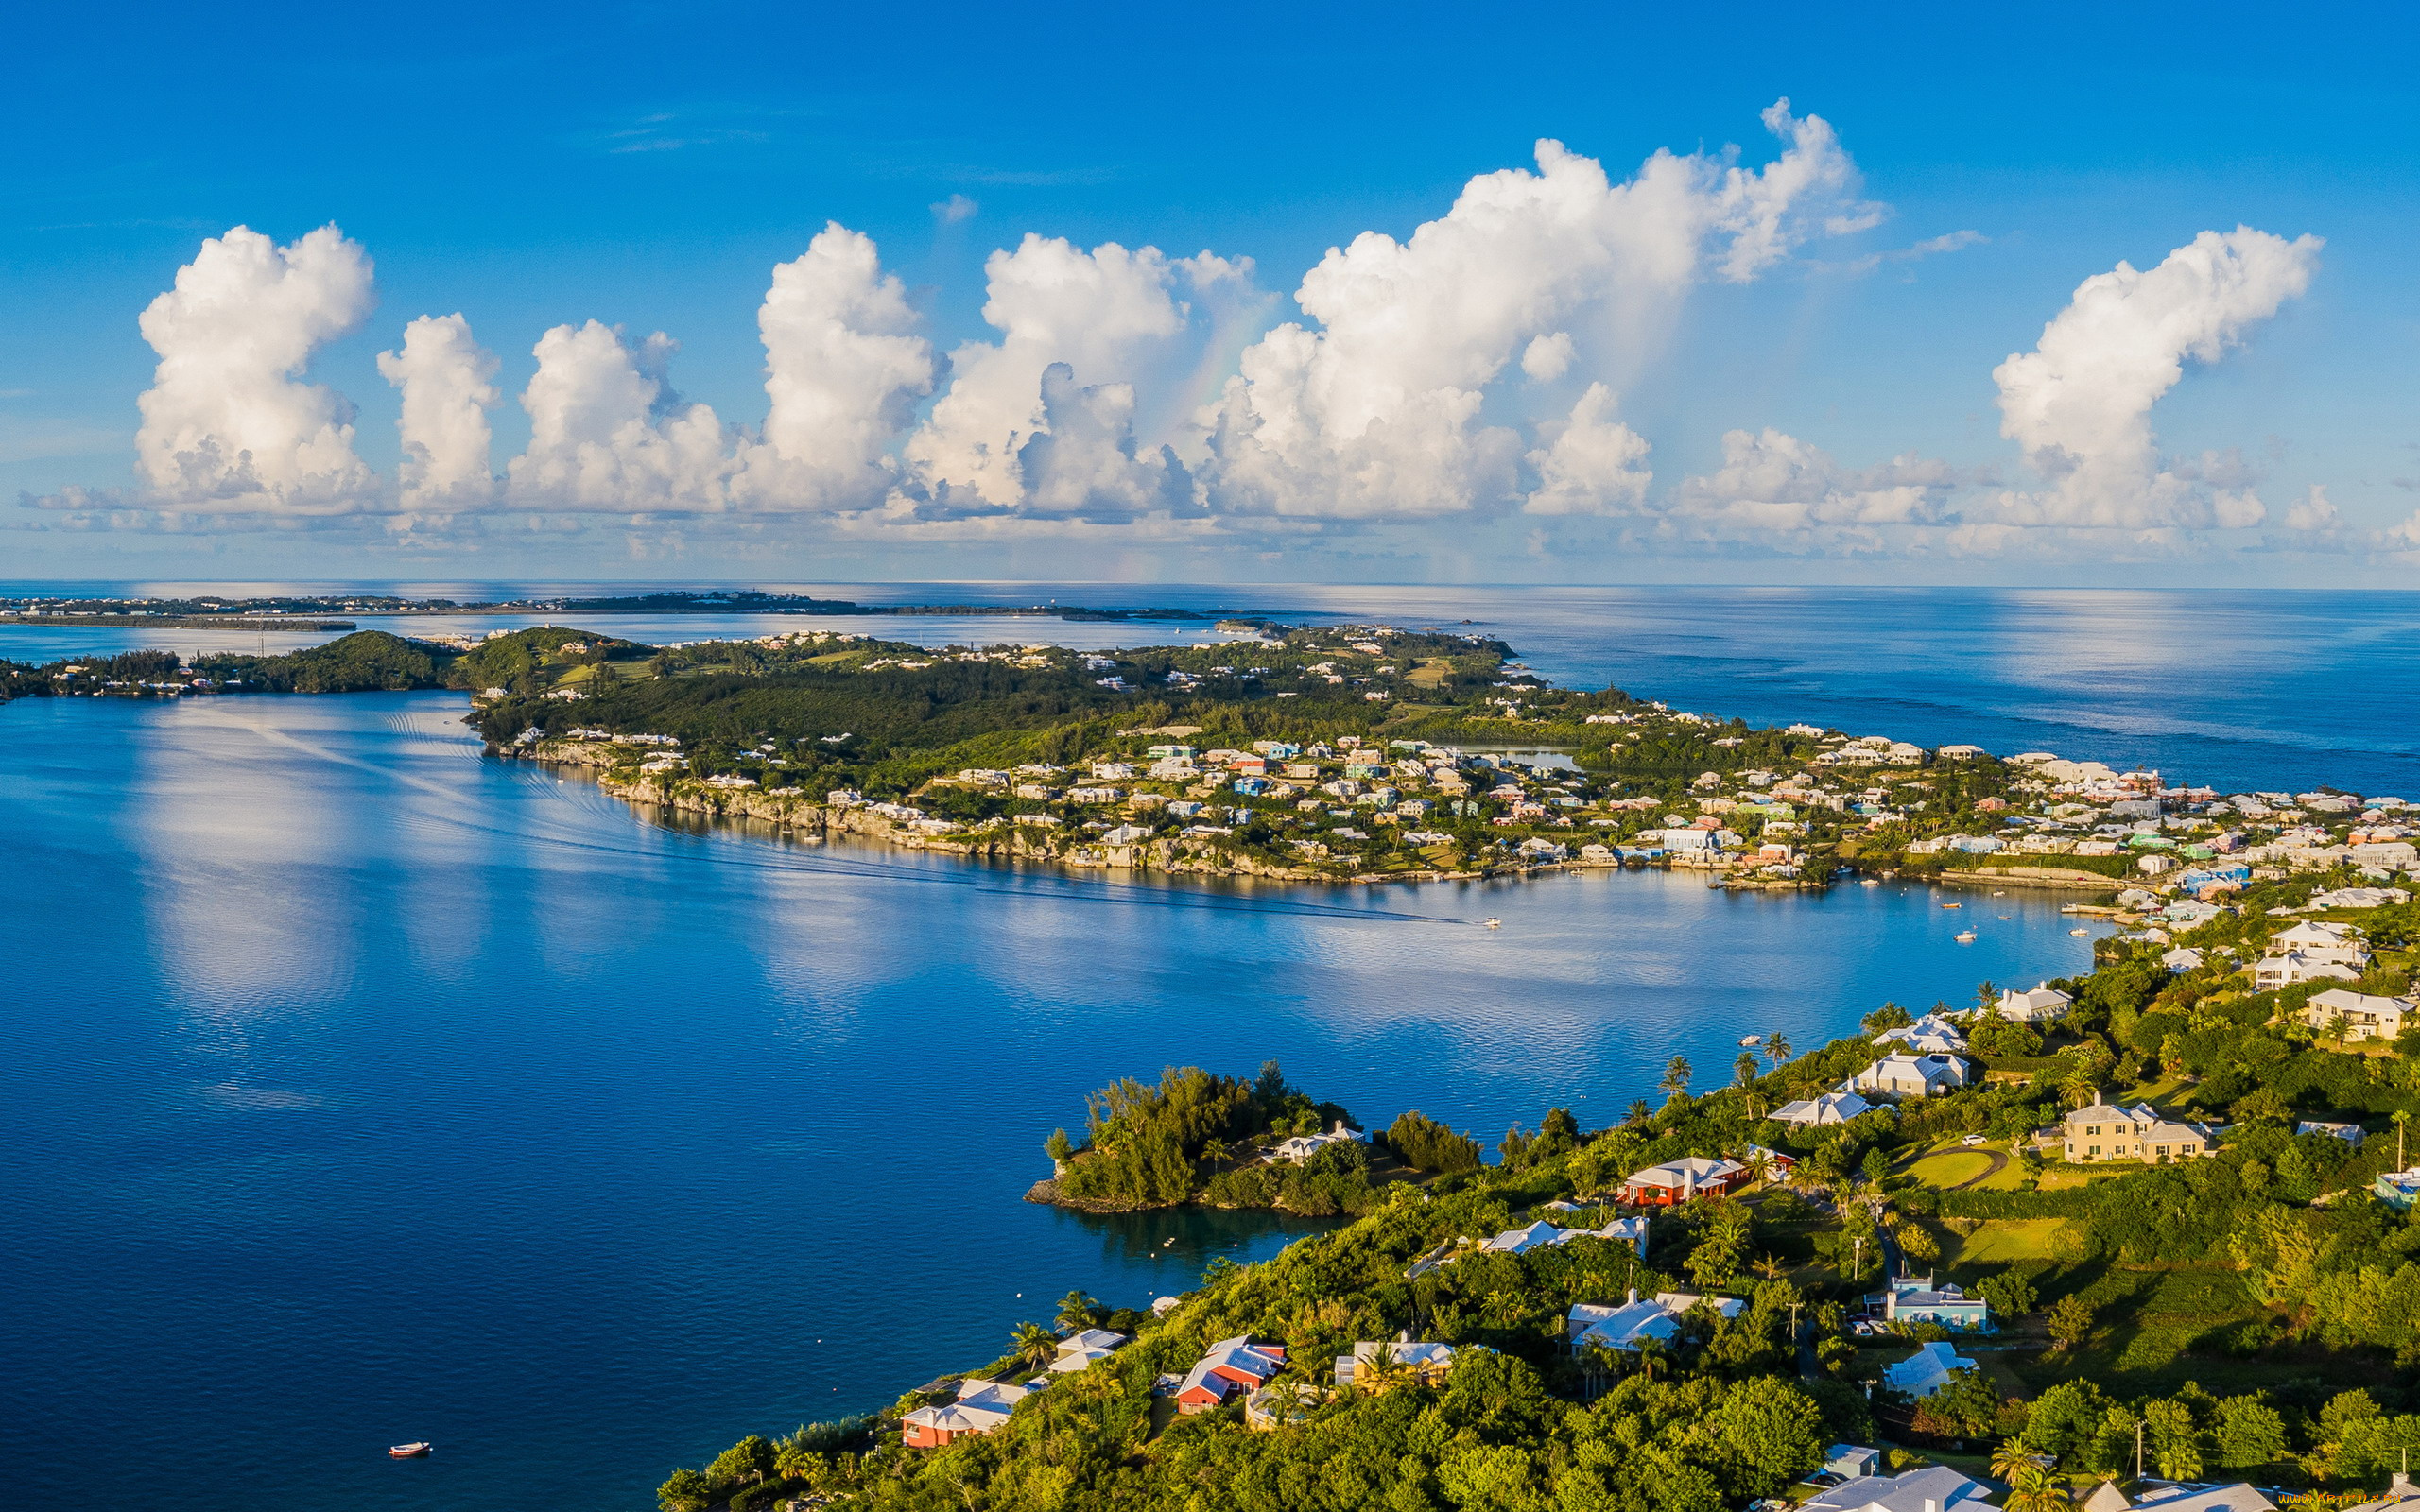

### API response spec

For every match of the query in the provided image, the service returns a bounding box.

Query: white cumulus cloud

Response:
[1199,102,1875,522]
[900,235,1244,517]
[1671,428,1956,532]
[733,223,938,512]
[376,314,498,508]
[1521,384,1651,516]
[1988,226,2321,530]
[133,224,378,510]
[506,320,732,511]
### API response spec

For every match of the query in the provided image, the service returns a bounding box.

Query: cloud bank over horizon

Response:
[29,101,2396,566]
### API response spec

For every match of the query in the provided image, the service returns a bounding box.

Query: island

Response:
[654,874,2420,1512]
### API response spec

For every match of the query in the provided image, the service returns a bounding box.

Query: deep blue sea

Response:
[1,584,2410,1512]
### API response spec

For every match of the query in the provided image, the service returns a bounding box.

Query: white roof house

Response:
[2299,988,2411,1042]
[2129,1484,2278,1512]
[1269,1121,1364,1164]
[2273,919,2367,962]
[1048,1328,1131,1372]
[1772,1091,1876,1126]
[1852,1053,1972,1099]
[2063,1102,2214,1164]
[1802,1466,1993,1512]
[1880,1339,1979,1398]
[1996,984,2074,1022]
[1617,1154,1749,1202]
[2256,951,2362,991]
[1566,1290,1744,1353]
[1477,1217,1651,1256]
[1874,1013,1970,1055]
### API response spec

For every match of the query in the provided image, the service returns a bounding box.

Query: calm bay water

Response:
[6,682,2105,1512]
[7,582,2414,795]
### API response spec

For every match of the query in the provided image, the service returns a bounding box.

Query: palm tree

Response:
[1661,1055,1693,1101]
[1634,1334,1670,1381]
[1989,1442,2047,1484]
[2001,1464,2068,1512]
[1765,1033,1792,1069]
[1356,1344,1408,1393]
[1735,1052,1760,1090]
[1751,1252,1786,1281]
[1010,1320,1060,1371]
[2394,1109,2411,1171]
[1055,1290,1103,1333]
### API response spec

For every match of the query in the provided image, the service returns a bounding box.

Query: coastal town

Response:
[9,612,2411,906]
[656,857,2420,1512]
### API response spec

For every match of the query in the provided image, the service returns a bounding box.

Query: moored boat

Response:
[389,1443,433,1459]
[1954,929,1978,943]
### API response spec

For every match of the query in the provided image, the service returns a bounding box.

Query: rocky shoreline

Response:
[515,738,1631,888]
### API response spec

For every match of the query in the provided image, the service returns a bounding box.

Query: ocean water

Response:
[4,686,2105,1512]
[6,582,2412,795]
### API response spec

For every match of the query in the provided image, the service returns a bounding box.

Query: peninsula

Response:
[5,621,2410,896]
[658,873,2420,1512]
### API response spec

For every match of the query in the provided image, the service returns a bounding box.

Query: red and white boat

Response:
[389,1443,434,1459]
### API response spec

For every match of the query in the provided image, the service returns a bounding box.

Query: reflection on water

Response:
[1048,1203,1341,1276]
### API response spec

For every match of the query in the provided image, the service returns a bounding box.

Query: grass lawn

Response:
[1906,1150,1996,1189]
[1940,1218,2076,1266]
[1967,1157,2033,1192]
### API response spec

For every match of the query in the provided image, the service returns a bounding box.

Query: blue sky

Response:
[5,1,2416,584]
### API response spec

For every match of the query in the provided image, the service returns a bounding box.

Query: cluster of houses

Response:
[1803,1461,2332,1512]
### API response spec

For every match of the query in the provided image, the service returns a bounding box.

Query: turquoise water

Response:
[4,682,2106,1512]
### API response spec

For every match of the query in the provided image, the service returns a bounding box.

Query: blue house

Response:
[1882,1275,1991,1331]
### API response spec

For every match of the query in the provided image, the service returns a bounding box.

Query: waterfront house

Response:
[1566,1290,1745,1354]
[2062,1103,2212,1163]
[1617,1154,1748,1205]
[902,1378,1037,1447]
[1800,1465,1993,1512]
[1995,983,2074,1022]
[2297,988,2411,1042]
[1873,1013,1969,1056]
[1881,1274,1990,1330]
[1852,1053,1972,1100]
[1332,1340,1456,1389]
[1175,1336,1287,1414]
[1048,1328,1130,1373]
[1269,1121,1363,1164]
[1880,1340,1979,1399]
[1771,1091,1876,1127]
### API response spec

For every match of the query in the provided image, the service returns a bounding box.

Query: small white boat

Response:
[389,1443,433,1459]
[1738,1034,1763,1047]
[1483,918,1502,929]
[1954,929,1978,943]
[2069,926,2090,936]
[1859,878,1880,887]
[1991,890,2005,896]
